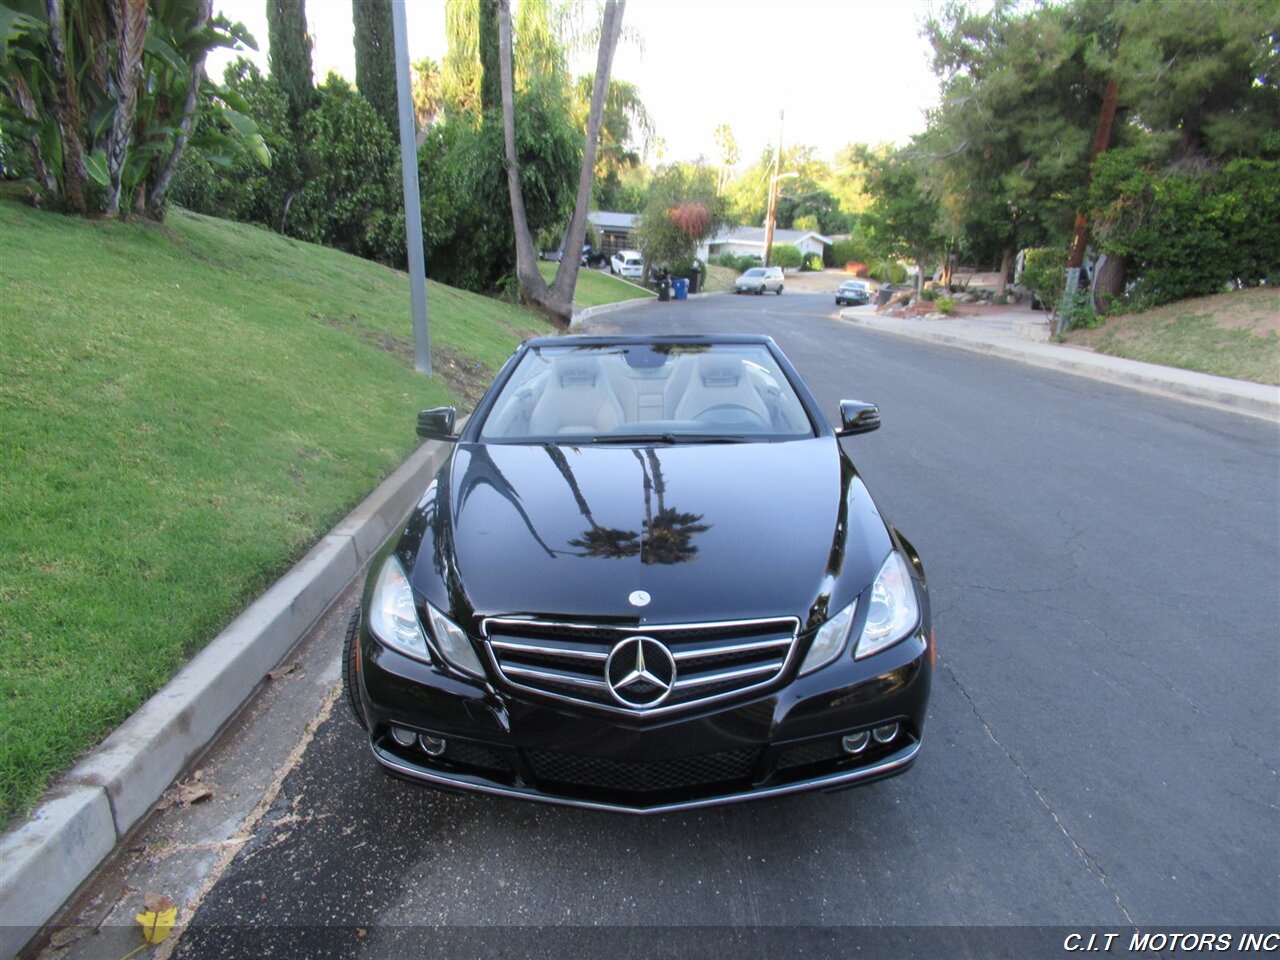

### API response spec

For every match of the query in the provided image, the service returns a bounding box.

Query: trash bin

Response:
[657,279,671,302]
[672,277,688,300]
[688,268,700,295]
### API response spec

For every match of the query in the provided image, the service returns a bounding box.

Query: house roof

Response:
[587,211,639,230]
[706,226,833,247]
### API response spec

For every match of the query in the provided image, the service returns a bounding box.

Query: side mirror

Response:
[835,400,880,437]
[416,406,458,441]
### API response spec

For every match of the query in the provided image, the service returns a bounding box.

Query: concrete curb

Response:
[0,438,452,960]
[842,310,1280,422]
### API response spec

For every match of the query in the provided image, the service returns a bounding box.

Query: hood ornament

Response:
[628,590,651,607]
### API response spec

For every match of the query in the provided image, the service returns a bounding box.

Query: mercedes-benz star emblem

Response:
[605,636,676,708]
[628,590,651,607]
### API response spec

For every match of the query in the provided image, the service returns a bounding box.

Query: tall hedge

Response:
[267,0,314,123]
[1089,150,1280,306]
[353,0,398,137]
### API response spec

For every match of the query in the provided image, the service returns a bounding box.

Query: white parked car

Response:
[610,250,644,279]
[735,266,784,295]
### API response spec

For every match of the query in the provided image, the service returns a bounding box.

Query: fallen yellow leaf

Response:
[135,892,177,945]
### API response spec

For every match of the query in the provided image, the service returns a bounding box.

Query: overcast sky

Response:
[209,0,942,167]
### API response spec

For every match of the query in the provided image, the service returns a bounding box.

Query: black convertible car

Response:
[345,334,932,813]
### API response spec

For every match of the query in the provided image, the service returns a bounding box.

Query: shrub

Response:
[869,259,908,284]
[1020,247,1068,318]
[1059,289,1102,330]
[1089,150,1280,307]
[712,252,761,273]
[936,296,956,315]
[802,252,824,271]
[920,285,937,302]
[770,244,804,269]
[830,236,872,269]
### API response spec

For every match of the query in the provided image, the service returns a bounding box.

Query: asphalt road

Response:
[48,293,1279,959]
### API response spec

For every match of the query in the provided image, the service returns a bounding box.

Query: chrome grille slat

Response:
[492,639,609,661]
[483,616,801,717]
[673,661,783,689]
[672,637,792,660]
[503,664,609,690]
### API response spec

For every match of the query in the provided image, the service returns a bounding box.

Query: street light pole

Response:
[391,0,431,375]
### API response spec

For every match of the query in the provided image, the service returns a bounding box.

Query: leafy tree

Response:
[352,0,397,136]
[266,0,314,124]
[714,122,739,195]
[861,143,944,295]
[478,0,502,113]
[633,162,725,272]
[441,0,481,116]
[0,0,267,218]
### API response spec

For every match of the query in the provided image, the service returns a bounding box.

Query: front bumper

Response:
[357,627,931,814]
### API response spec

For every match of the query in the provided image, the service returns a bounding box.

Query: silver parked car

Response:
[735,266,784,296]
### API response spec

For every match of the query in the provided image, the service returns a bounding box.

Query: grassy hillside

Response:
[0,197,545,824]
[537,261,652,307]
[1066,288,1280,384]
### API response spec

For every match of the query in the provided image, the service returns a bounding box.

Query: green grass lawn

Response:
[536,261,653,307]
[0,197,547,825]
[1066,288,1280,384]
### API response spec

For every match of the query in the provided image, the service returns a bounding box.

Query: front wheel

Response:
[342,605,367,729]
[755,286,763,296]
[776,286,783,295]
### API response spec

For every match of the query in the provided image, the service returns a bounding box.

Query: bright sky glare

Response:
[209,0,941,167]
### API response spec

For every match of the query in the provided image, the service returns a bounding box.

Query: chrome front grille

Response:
[482,616,800,716]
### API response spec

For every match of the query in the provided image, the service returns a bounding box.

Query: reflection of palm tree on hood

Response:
[635,449,709,565]
[545,446,641,559]
[456,446,558,559]
[544,446,709,564]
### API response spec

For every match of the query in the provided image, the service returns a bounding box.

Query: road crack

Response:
[940,657,1137,924]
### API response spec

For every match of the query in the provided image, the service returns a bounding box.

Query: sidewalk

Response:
[839,302,1279,422]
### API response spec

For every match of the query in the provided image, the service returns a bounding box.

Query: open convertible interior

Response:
[479,343,814,440]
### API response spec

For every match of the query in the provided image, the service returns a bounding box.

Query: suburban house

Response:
[586,211,639,256]
[697,226,833,264]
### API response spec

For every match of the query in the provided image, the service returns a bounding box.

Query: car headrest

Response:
[697,355,742,387]
[553,356,600,387]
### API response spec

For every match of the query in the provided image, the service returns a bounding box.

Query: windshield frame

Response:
[467,337,825,447]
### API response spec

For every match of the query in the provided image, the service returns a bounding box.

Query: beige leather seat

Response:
[529,356,626,435]
[673,355,771,424]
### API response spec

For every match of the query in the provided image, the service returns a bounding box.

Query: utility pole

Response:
[764,110,783,266]
[392,0,431,375]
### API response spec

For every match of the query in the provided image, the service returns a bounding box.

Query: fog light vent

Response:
[841,731,870,755]
[390,726,417,747]
[419,734,447,757]
[872,723,899,744]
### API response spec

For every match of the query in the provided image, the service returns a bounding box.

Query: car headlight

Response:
[854,551,920,659]
[424,601,485,678]
[799,600,856,675]
[368,556,430,662]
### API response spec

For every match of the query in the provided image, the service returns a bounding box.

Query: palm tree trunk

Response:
[497,0,625,329]
[105,0,149,216]
[45,0,87,213]
[147,0,213,219]
[548,0,625,314]
[495,0,550,313]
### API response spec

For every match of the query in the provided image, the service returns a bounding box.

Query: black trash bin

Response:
[688,265,701,295]
[657,279,671,302]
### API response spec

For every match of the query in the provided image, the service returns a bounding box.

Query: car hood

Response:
[405,438,892,629]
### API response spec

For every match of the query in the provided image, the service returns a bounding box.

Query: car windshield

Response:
[479,342,815,443]
[743,268,766,278]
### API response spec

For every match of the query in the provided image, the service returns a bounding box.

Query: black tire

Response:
[342,605,368,729]
[776,286,783,295]
[755,286,763,296]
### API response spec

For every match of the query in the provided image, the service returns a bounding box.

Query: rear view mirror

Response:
[416,406,458,441]
[835,400,880,437]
